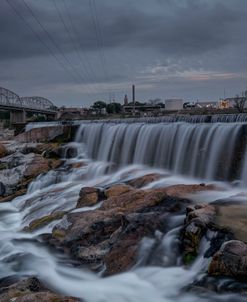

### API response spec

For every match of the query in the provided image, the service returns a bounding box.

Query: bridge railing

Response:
[0,87,57,112]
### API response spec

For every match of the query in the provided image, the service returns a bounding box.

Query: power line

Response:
[5,0,80,84]
[62,0,98,83]
[89,0,108,77]
[22,0,90,86]
[53,0,95,85]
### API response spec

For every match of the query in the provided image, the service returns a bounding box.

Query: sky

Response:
[1,0,247,107]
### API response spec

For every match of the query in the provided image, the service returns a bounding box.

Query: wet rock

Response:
[181,204,216,263]
[76,187,102,208]
[65,146,78,158]
[208,240,247,280]
[185,274,247,294]
[214,203,247,242]
[0,181,5,196]
[164,184,217,199]
[103,212,166,275]
[50,184,200,275]
[104,184,133,198]
[0,151,61,198]
[23,154,61,180]
[0,277,79,302]
[24,211,66,232]
[126,173,163,188]
[181,201,247,268]
[13,292,79,302]
[0,144,7,158]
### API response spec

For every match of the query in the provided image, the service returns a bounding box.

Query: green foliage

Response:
[92,101,107,109]
[183,253,197,265]
[106,102,122,114]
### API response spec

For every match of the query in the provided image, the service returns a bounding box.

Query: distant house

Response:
[57,107,89,120]
[165,99,183,110]
[220,97,247,109]
[195,101,218,109]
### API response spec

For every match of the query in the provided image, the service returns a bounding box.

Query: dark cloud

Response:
[0,0,247,105]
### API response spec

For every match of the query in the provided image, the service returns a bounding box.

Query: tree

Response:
[92,101,107,110]
[106,102,122,114]
[234,94,247,113]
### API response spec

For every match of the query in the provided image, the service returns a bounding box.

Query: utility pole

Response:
[132,84,135,116]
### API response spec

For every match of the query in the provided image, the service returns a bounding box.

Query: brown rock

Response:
[0,143,7,158]
[24,211,66,232]
[127,173,163,188]
[77,187,101,208]
[181,204,216,264]
[24,154,61,179]
[208,240,247,280]
[165,184,217,199]
[12,292,79,302]
[50,185,195,274]
[0,277,79,302]
[104,184,133,198]
[214,203,247,242]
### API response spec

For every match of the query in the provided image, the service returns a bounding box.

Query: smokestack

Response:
[132,85,135,116]
[132,85,135,103]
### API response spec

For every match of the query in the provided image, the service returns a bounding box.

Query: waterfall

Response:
[75,122,246,181]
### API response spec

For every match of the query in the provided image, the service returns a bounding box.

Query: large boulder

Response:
[208,240,247,280]
[50,184,209,274]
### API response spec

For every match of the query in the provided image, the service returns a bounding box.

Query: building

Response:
[195,101,218,109]
[57,107,89,120]
[165,99,183,110]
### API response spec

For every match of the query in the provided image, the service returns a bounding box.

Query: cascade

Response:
[76,122,247,181]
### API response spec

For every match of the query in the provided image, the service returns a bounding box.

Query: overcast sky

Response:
[1,0,247,107]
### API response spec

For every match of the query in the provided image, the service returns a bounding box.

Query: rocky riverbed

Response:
[0,125,247,301]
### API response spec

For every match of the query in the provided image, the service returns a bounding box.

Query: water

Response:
[75,122,247,182]
[1,122,247,301]
[25,113,247,131]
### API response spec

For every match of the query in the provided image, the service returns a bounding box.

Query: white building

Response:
[165,99,183,110]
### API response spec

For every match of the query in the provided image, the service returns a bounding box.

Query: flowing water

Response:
[1,121,247,301]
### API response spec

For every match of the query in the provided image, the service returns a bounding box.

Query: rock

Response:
[0,277,79,302]
[50,184,197,275]
[65,146,78,158]
[103,212,166,275]
[15,127,62,143]
[104,184,133,198]
[0,189,27,203]
[214,203,247,242]
[12,292,79,302]
[181,201,247,266]
[0,151,61,198]
[0,144,7,158]
[0,181,5,196]
[181,204,216,264]
[23,154,61,180]
[76,187,102,208]
[164,184,217,199]
[208,240,247,280]
[126,173,163,188]
[24,211,66,232]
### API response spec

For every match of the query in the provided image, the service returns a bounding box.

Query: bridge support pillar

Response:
[10,110,26,124]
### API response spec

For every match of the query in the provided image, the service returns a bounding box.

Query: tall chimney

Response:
[132,85,135,116]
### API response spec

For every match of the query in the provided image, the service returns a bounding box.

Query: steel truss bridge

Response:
[0,87,57,124]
